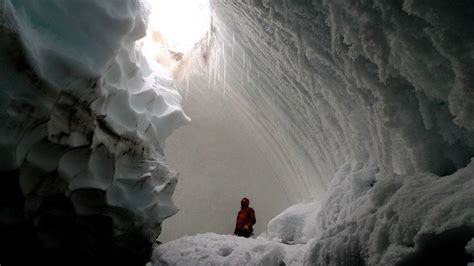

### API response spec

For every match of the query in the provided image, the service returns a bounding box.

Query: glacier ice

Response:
[156,0,474,265]
[0,0,473,265]
[0,0,188,263]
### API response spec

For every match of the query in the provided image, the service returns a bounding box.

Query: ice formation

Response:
[0,0,473,265]
[0,0,188,263]
[156,0,474,265]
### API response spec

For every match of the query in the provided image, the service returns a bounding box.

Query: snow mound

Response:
[267,200,320,245]
[0,0,188,262]
[302,159,474,265]
[467,239,474,264]
[152,233,306,266]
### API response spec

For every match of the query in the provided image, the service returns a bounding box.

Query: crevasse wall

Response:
[156,0,474,264]
[0,0,188,263]
[210,0,474,191]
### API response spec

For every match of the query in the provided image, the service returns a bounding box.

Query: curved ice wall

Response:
[210,0,474,192]
[0,0,188,263]
[169,0,474,264]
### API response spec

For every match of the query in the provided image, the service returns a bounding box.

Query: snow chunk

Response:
[267,200,320,244]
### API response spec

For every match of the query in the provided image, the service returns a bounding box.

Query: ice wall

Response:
[0,0,188,263]
[160,0,474,264]
[212,0,474,191]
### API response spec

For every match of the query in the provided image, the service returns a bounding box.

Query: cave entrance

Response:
[139,0,210,70]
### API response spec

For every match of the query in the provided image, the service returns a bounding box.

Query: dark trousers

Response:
[235,228,252,238]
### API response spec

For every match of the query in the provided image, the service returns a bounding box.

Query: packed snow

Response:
[153,233,306,266]
[266,200,321,245]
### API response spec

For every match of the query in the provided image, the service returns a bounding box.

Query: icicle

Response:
[247,65,250,83]
[223,57,227,96]
[257,72,261,89]
[223,42,227,96]
[208,42,213,90]
[222,41,225,59]
[208,62,212,90]
[223,43,226,75]
[207,30,211,48]
[255,101,259,120]
[231,31,235,58]
[185,75,189,101]
[213,44,218,92]
[243,50,246,68]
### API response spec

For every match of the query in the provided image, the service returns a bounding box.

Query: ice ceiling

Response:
[0,0,473,265]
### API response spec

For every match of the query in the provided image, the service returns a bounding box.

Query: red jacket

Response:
[235,207,256,233]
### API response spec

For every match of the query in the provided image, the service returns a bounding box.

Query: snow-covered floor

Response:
[152,233,306,266]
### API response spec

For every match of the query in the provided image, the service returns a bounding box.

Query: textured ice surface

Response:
[156,0,474,265]
[210,0,474,192]
[0,0,188,262]
[304,159,474,265]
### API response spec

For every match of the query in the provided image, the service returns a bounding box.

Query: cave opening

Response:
[139,0,210,70]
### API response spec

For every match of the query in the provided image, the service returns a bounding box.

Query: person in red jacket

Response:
[234,197,256,238]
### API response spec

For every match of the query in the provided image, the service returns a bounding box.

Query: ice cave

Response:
[0,0,473,265]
